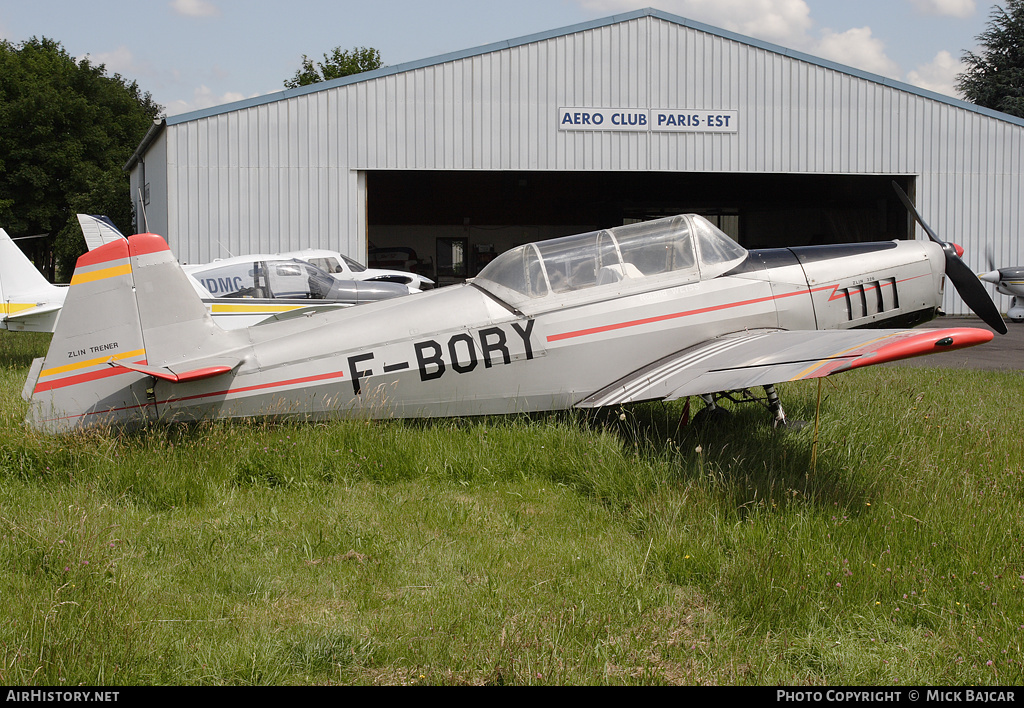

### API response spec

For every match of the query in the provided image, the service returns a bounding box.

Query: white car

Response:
[281,248,434,291]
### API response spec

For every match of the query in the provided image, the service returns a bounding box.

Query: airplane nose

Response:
[950,243,965,258]
[892,182,1006,334]
[978,270,1001,284]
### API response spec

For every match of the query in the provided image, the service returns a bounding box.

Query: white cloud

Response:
[165,85,250,116]
[908,0,976,18]
[575,0,813,46]
[83,46,141,75]
[169,0,221,18]
[573,1,972,91]
[813,26,901,79]
[906,49,963,96]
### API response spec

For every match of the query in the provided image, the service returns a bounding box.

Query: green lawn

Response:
[1,330,1022,685]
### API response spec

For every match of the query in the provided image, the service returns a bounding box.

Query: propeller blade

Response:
[944,252,1008,334]
[891,182,1007,335]
[892,182,943,245]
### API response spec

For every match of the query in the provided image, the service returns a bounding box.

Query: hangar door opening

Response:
[366,171,912,285]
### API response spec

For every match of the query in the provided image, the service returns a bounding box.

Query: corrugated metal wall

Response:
[150,11,1024,314]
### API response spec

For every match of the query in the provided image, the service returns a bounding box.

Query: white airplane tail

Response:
[25,233,237,433]
[0,228,66,332]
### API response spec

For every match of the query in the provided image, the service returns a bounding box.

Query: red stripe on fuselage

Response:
[546,275,927,343]
[33,359,149,393]
[160,370,347,405]
[35,369,347,425]
[36,363,344,398]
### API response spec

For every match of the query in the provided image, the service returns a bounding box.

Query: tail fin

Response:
[1,228,66,332]
[25,233,236,433]
[76,214,127,251]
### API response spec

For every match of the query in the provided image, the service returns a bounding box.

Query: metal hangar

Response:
[125,8,1024,313]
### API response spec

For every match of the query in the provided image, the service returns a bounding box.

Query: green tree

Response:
[957,0,1024,118]
[284,46,383,88]
[0,37,161,280]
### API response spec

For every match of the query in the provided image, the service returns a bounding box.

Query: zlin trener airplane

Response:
[22,184,1006,434]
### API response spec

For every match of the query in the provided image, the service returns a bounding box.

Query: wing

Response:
[577,327,993,408]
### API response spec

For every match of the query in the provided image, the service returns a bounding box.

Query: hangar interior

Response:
[366,172,914,284]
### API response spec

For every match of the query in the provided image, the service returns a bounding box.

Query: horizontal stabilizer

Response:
[5,302,64,321]
[251,303,350,325]
[109,357,239,383]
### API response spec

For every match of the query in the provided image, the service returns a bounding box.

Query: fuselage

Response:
[24,215,948,433]
[151,239,946,424]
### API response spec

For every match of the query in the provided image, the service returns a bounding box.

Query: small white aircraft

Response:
[77,215,414,329]
[978,259,1024,323]
[0,228,66,333]
[183,254,415,302]
[24,184,1005,434]
[279,248,435,291]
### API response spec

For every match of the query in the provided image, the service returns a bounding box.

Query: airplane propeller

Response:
[891,182,1007,335]
[977,246,1003,287]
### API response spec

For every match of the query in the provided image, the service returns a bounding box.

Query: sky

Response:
[0,0,1006,118]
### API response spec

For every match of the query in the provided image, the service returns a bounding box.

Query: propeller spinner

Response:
[892,182,1007,335]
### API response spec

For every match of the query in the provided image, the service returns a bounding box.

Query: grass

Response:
[0,330,1022,685]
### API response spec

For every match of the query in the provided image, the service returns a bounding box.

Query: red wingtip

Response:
[846,327,993,371]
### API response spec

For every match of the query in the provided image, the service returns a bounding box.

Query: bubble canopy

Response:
[473,214,747,306]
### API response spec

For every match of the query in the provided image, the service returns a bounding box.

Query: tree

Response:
[0,37,162,280]
[284,46,383,88]
[956,0,1024,118]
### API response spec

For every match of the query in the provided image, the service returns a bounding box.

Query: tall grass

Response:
[0,331,1021,684]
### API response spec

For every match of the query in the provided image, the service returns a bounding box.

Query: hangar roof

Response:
[125,6,1024,171]
[164,7,1024,129]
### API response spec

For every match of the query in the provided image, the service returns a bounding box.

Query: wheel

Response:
[691,404,733,428]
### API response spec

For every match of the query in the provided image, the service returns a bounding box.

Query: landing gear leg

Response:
[764,384,805,430]
[691,394,732,427]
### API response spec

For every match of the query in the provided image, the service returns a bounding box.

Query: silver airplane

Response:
[23,185,1006,434]
[978,258,1024,324]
